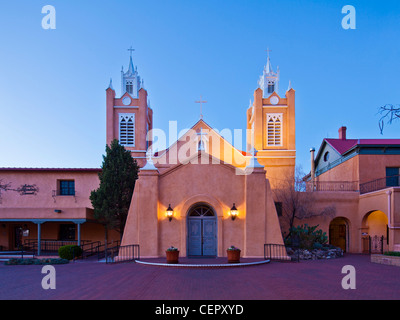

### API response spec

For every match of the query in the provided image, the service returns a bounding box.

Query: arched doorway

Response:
[187,203,217,257]
[329,217,349,252]
[362,210,389,253]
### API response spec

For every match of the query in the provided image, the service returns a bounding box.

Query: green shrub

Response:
[313,242,323,250]
[58,245,82,260]
[384,251,400,257]
[288,224,328,250]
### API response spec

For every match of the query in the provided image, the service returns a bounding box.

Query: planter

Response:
[166,250,179,264]
[227,249,241,263]
[371,254,400,267]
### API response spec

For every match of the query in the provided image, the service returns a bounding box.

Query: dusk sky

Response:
[0,0,399,174]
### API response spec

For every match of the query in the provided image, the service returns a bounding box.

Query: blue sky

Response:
[0,0,399,174]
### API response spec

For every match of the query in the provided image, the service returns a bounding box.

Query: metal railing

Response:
[24,239,91,253]
[264,244,298,262]
[0,248,35,259]
[105,244,140,264]
[96,240,120,260]
[306,181,359,192]
[362,235,389,254]
[360,175,400,194]
[81,241,102,259]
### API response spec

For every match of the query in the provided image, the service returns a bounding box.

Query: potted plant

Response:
[227,246,241,263]
[166,246,179,264]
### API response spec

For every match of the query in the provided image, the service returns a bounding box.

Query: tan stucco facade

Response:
[120,120,286,258]
[0,168,120,251]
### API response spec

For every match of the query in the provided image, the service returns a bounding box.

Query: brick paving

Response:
[1,254,399,300]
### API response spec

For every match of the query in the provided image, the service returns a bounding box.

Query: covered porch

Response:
[0,218,106,256]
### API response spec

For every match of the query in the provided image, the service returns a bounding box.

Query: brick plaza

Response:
[1,254,399,300]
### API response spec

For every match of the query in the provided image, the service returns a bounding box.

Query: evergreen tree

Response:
[90,139,139,246]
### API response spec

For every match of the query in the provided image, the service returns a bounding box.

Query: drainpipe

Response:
[310,148,315,191]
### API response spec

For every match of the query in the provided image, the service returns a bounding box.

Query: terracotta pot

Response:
[227,249,241,263]
[166,250,179,264]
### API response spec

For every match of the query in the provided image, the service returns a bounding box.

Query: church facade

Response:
[0,52,399,258]
[108,53,292,258]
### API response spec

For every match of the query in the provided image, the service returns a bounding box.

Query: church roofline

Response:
[152,119,248,162]
[158,151,245,178]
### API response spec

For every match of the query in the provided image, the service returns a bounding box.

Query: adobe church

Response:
[106,53,295,257]
[1,52,399,257]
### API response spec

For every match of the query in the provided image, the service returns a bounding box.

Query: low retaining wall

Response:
[286,247,343,260]
[371,254,400,267]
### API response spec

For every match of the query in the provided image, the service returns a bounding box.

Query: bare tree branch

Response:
[273,166,336,240]
[378,104,400,134]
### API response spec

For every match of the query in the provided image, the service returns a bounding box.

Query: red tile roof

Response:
[325,138,400,155]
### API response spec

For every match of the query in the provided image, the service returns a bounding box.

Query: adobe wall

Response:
[121,160,284,258]
[293,191,359,252]
[316,156,359,183]
[0,170,99,216]
[358,154,400,184]
[158,161,246,257]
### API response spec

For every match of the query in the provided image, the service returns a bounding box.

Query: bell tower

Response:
[258,49,279,98]
[106,49,153,167]
[246,52,296,187]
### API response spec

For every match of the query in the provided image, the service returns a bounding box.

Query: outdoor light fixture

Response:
[54,209,62,214]
[166,204,174,222]
[230,203,238,221]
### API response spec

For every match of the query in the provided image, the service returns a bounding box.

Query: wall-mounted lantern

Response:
[230,203,238,221]
[166,204,174,222]
[22,224,29,237]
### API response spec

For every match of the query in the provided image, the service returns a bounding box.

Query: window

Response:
[268,82,275,94]
[126,81,133,94]
[386,167,399,187]
[267,113,282,146]
[59,180,75,196]
[324,151,330,162]
[59,224,76,240]
[189,204,215,217]
[119,114,135,146]
[275,202,283,217]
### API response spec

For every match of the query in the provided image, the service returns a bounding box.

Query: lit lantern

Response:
[230,203,238,221]
[166,204,174,222]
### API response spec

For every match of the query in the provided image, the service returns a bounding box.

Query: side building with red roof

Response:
[304,127,400,254]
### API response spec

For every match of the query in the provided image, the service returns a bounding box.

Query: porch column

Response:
[76,222,82,246]
[36,221,44,256]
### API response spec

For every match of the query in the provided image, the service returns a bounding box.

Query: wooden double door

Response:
[187,204,217,257]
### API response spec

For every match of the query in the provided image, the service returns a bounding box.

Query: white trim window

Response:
[126,80,133,94]
[119,114,135,146]
[266,113,282,146]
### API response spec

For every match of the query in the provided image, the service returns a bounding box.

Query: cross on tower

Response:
[195,95,207,120]
[127,46,135,57]
[265,48,272,60]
